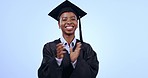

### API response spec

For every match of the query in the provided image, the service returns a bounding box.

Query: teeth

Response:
[66,26,73,28]
[66,26,73,30]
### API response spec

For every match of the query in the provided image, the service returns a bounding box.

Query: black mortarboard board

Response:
[48,0,87,42]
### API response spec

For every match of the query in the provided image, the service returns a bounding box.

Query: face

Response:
[58,12,78,36]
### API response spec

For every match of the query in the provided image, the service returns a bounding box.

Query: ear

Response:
[58,21,61,29]
[76,20,78,28]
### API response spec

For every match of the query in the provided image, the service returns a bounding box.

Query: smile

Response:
[65,26,74,30]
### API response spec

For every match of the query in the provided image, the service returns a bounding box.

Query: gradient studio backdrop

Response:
[0,0,148,78]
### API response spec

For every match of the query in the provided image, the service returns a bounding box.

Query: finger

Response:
[57,51,66,55]
[77,48,81,52]
[75,42,81,53]
[60,54,64,58]
[56,43,63,47]
[57,51,66,58]
[76,42,81,49]
[57,46,65,52]
[56,43,63,50]
[77,42,81,46]
[70,47,73,53]
[75,48,81,53]
[60,51,66,58]
[56,44,65,53]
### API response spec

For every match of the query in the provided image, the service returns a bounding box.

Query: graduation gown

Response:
[38,39,99,78]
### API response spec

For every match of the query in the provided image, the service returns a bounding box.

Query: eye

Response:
[71,18,76,21]
[62,17,67,21]
[71,17,77,21]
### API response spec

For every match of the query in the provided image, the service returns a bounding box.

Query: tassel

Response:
[79,17,83,43]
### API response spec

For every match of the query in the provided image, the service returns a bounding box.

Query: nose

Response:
[66,19,72,25]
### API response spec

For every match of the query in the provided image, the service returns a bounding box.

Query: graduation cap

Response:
[48,0,87,42]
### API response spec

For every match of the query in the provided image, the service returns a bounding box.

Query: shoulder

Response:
[76,39,92,49]
[44,39,61,48]
[82,42,91,47]
[82,42,93,51]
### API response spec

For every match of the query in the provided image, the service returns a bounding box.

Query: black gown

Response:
[38,39,99,78]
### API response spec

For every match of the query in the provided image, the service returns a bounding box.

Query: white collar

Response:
[60,36,76,48]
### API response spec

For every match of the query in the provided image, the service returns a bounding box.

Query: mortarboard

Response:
[48,0,87,42]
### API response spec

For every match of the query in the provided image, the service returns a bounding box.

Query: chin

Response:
[65,32,75,36]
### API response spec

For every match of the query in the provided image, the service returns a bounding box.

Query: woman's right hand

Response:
[56,43,66,59]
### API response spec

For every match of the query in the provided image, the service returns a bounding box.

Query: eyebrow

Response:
[61,16,76,18]
[61,16,77,19]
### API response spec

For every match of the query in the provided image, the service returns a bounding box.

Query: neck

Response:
[63,34,75,45]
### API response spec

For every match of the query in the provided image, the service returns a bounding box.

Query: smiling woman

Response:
[38,0,99,78]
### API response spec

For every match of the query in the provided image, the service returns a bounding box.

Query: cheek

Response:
[74,21,78,28]
[58,21,64,28]
[60,22,65,27]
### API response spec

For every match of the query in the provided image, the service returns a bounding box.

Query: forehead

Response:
[60,12,77,17]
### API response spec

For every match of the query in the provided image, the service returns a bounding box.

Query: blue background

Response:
[0,0,148,78]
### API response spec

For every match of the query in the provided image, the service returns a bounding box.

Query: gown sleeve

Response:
[70,43,99,78]
[38,42,62,78]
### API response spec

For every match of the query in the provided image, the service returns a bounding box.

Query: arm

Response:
[70,43,99,78]
[38,43,62,78]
